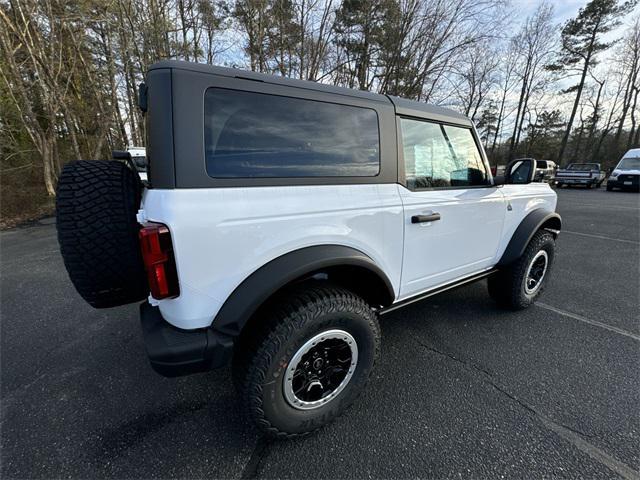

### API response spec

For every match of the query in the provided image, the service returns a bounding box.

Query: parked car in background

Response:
[535,160,557,182]
[554,163,605,188]
[607,149,640,192]
[490,164,506,177]
[112,147,148,182]
[127,146,148,182]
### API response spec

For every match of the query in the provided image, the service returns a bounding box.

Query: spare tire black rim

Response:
[525,250,549,295]
[283,329,358,411]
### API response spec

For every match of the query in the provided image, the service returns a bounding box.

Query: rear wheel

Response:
[606,183,613,191]
[56,160,147,308]
[233,284,380,439]
[488,230,555,310]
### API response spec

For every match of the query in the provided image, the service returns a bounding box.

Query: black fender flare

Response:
[211,245,395,337]
[498,209,562,267]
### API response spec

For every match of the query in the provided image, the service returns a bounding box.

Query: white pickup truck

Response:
[554,163,605,189]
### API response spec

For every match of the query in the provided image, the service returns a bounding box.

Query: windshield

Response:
[567,163,598,171]
[617,157,640,170]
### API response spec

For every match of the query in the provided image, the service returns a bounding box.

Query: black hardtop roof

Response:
[149,60,471,127]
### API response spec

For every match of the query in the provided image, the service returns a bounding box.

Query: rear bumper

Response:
[140,302,233,377]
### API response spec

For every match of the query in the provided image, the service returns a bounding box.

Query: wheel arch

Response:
[211,245,395,337]
[498,209,561,267]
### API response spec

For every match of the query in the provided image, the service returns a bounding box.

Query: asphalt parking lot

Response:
[1,188,639,479]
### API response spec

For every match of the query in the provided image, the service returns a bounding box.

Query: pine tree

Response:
[550,0,636,165]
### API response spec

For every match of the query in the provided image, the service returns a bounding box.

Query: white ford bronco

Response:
[56,61,561,438]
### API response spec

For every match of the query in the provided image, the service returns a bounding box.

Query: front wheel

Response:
[488,230,555,310]
[233,284,380,439]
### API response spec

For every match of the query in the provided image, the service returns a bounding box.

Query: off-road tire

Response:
[56,160,147,308]
[233,284,380,439]
[488,230,555,310]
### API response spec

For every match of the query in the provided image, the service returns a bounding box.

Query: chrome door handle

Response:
[411,213,441,223]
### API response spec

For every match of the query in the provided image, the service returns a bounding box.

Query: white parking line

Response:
[536,303,640,342]
[559,203,639,211]
[540,417,640,480]
[562,230,640,245]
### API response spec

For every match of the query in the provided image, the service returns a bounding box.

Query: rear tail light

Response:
[139,222,179,300]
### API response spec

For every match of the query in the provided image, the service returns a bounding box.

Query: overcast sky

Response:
[514,0,640,35]
[494,0,639,137]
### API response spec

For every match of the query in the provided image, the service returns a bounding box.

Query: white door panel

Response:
[399,185,506,298]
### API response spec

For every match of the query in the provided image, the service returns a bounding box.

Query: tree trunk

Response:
[41,135,57,196]
[571,112,585,162]
[98,24,128,147]
[627,88,638,150]
[586,79,604,152]
[558,28,598,165]
[514,84,532,154]
[491,81,509,156]
[508,74,529,159]
[614,52,638,143]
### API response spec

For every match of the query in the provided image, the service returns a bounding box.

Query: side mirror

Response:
[505,158,537,184]
[493,175,506,186]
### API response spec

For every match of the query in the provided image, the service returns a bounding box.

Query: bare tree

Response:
[235,0,271,72]
[0,0,75,195]
[507,2,556,159]
[454,40,499,122]
[551,0,636,165]
[490,42,519,156]
[613,16,640,149]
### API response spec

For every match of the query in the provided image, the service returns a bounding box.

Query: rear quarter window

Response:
[204,88,380,178]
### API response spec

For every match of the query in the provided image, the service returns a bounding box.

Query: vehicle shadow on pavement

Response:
[251,282,636,479]
[83,363,258,478]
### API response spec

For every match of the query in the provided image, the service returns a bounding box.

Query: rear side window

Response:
[204,88,380,178]
[400,117,489,189]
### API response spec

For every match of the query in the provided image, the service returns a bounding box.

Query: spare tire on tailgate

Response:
[56,160,148,308]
